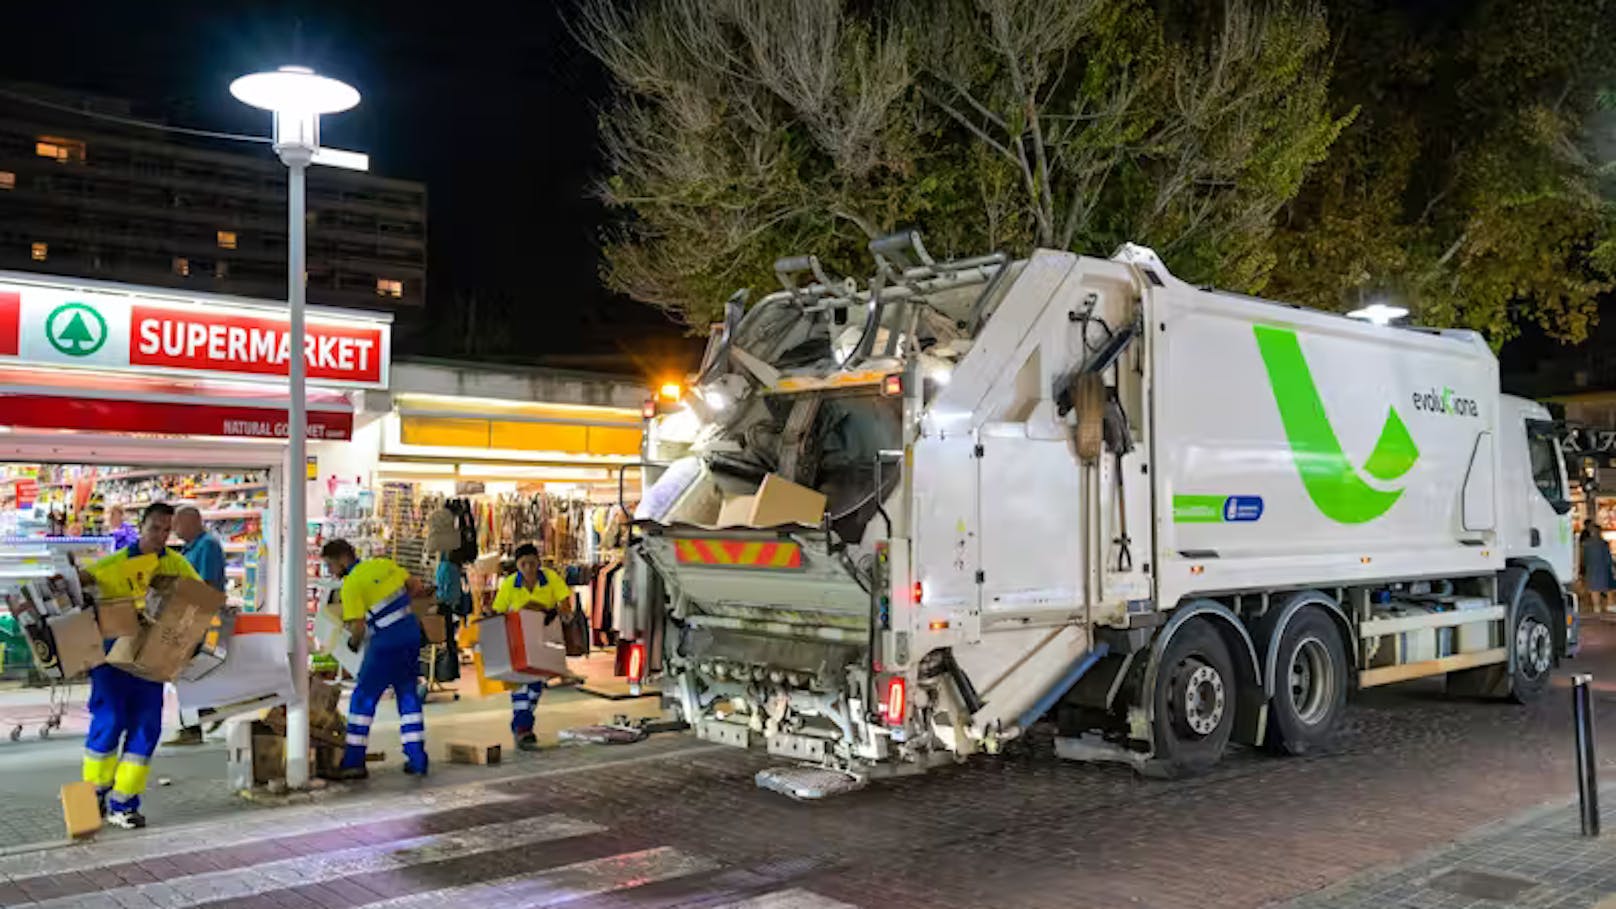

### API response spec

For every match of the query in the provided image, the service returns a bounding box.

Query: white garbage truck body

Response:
[623,236,1575,782]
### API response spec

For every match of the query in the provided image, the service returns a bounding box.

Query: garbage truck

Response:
[618,232,1576,788]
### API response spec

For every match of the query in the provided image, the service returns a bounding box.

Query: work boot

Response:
[403,761,429,777]
[96,790,108,818]
[331,766,369,782]
[164,726,204,747]
[516,732,540,752]
[106,808,147,830]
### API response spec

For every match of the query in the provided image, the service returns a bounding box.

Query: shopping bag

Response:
[562,609,587,657]
[176,613,295,726]
[477,610,567,681]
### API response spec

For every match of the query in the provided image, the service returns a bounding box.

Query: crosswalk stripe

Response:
[0,783,523,880]
[29,813,607,909]
[715,890,861,909]
[359,845,719,908]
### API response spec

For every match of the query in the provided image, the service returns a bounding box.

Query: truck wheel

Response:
[1510,590,1554,703]
[1151,619,1236,776]
[1265,608,1347,755]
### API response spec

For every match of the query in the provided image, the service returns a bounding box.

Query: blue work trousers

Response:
[343,621,427,772]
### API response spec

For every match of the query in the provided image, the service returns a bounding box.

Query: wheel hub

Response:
[1180,662,1226,736]
[1288,636,1334,726]
[1516,618,1552,678]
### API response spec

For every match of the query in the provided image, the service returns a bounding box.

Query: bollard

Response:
[1574,673,1600,837]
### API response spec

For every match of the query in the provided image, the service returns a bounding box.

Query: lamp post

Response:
[231,66,364,790]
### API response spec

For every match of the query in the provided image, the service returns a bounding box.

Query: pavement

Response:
[6,628,1616,907]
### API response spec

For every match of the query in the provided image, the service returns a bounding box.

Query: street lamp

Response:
[1346,302,1409,326]
[231,65,366,791]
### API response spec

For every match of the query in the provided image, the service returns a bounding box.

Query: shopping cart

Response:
[0,678,75,741]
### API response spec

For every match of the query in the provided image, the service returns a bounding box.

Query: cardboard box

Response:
[95,597,141,639]
[447,741,502,765]
[61,781,102,838]
[714,495,756,528]
[104,579,225,682]
[313,603,363,676]
[479,611,567,681]
[421,614,448,645]
[410,597,437,620]
[46,610,104,678]
[748,474,827,528]
[252,732,285,785]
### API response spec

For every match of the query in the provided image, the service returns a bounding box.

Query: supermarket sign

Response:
[0,280,390,388]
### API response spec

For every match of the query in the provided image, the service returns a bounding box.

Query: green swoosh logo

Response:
[1253,325,1418,524]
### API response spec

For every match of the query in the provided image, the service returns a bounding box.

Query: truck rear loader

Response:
[618,233,1576,788]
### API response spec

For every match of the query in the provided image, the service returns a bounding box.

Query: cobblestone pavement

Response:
[7,626,1616,908]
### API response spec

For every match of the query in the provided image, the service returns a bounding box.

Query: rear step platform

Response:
[756,765,867,800]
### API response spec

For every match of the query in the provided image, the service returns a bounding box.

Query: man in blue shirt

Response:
[164,505,227,746]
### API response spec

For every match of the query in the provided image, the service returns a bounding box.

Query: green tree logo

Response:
[1253,325,1420,524]
[45,302,108,357]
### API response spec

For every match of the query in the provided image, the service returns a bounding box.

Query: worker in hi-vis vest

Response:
[490,542,573,751]
[83,502,199,829]
[319,539,428,778]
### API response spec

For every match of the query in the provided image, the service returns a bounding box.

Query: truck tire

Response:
[1151,619,1237,776]
[1510,589,1555,703]
[1264,608,1348,756]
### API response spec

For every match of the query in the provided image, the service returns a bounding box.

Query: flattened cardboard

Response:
[61,781,102,838]
[747,474,827,528]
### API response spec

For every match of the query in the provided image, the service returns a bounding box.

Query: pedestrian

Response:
[490,542,573,752]
[319,539,429,779]
[1583,524,1614,613]
[104,504,139,550]
[164,506,226,747]
[81,503,200,829]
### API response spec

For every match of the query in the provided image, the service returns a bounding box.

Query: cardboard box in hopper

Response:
[748,474,827,527]
[106,579,226,682]
[714,495,756,528]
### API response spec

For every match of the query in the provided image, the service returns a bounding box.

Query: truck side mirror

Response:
[1550,497,1573,516]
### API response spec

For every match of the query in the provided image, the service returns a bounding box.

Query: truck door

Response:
[1523,418,1574,580]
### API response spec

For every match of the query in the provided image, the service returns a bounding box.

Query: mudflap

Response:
[755,765,868,801]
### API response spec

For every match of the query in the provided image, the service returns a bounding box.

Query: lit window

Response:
[217,230,237,250]
[0,172,13,190]
[173,257,190,277]
[376,278,403,298]
[31,242,47,262]
[35,137,85,164]
[215,261,229,279]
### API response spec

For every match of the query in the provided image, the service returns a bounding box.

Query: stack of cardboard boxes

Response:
[229,676,351,787]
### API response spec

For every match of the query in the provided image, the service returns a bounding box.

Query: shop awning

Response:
[0,366,353,441]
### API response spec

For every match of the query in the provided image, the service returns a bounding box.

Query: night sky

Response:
[4,1,699,378]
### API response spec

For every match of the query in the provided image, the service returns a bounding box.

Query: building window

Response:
[30,242,47,262]
[35,137,86,164]
[0,171,13,190]
[216,230,237,250]
[377,278,404,298]
[214,261,229,279]
[173,257,190,277]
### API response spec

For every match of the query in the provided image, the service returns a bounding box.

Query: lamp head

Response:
[230,66,359,115]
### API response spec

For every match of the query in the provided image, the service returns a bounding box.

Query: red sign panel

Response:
[13,478,37,508]
[0,395,353,441]
[0,292,18,357]
[128,305,384,385]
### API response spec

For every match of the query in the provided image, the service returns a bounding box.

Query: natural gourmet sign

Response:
[0,279,390,388]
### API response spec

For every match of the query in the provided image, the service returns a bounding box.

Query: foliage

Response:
[578,0,1347,325]
[1267,0,1616,344]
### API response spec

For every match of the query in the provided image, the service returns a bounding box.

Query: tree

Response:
[579,0,1349,326]
[1267,0,1616,344]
